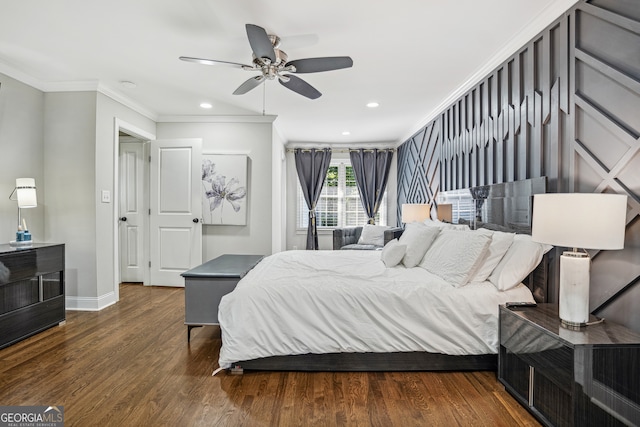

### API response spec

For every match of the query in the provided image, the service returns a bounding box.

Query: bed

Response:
[217,177,550,372]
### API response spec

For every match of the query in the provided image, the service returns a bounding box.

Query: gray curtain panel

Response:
[350,148,394,224]
[294,148,332,250]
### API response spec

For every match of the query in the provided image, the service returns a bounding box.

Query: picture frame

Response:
[201,154,248,225]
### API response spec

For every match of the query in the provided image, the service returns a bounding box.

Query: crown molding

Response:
[157,115,277,123]
[0,60,51,91]
[96,82,158,121]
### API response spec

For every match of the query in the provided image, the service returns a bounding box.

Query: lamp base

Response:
[9,240,33,248]
[561,319,586,330]
[559,251,591,326]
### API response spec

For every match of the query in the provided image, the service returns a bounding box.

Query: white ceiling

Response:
[0,0,577,145]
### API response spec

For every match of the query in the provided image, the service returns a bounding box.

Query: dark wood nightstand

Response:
[498,304,640,427]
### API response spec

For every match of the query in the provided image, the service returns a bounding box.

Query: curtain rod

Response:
[285,148,395,153]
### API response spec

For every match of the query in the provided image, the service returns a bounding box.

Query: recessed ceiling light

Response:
[200,102,213,109]
[342,131,351,136]
[366,102,379,108]
[120,81,137,89]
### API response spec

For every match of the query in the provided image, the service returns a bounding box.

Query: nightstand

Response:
[498,304,640,427]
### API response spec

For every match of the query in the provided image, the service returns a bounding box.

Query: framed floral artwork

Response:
[201,154,248,225]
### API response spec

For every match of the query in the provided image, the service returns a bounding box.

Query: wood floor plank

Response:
[0,284,541,426]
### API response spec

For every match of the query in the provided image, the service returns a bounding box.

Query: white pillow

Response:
[419,229,491,287]
[380,239,407,267]
[488,234,553,291]
[423,219,470,231]
[469,228,515,283]
[398,223,441,268]
[357,224,390,246]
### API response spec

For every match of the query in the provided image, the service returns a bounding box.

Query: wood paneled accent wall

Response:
[397,0,640,331]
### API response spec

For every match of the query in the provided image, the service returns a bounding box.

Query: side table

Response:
[498,304,640,426]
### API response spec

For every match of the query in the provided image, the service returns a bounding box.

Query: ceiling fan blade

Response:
[279,75,321,99]
[245,24,276,62]
[286,56,353,73]
[179,56,250,68]
[233,76,265,95]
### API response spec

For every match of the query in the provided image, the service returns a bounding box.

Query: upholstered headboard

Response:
[439,177,549,303]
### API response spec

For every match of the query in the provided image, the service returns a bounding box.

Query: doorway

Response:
[118,133,148,285]
[113,119,155,302]
[113,121,203,301]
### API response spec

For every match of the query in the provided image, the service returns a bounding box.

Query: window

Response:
[297,161,387,229]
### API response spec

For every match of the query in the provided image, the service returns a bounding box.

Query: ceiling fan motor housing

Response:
[253,48,291,80]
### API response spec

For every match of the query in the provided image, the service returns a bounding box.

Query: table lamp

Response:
[8,177,37,246]
[401,203,430,224]
[437,203,453,222]
[531,193,627,327]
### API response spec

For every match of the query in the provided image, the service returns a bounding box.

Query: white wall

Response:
[285,147,398,250]
[157,118,275,261]
[272,124,287,253]
[43,91,98,299]
[95,93,155,301]
[42,91,155,308]
[0,73,45,244]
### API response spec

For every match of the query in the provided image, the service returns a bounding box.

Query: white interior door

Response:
[149,139,202,286]
[119,142,145,283]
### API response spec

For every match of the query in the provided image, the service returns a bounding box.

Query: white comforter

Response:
[217,250,534,368]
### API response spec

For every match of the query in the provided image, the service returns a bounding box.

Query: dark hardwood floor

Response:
[0,284,540,426]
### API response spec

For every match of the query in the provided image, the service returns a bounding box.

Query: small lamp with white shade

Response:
[8,177,37,246]
[401,203,430,224]
[437,203,453,222]
[531,193,627,328]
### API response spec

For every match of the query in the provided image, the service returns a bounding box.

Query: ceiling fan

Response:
[180,24,353,100]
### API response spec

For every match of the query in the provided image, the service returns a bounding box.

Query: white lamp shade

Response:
[437,204,453,222]
[401,203,430,223]
[16,177,37,208]
[532,193,626,250]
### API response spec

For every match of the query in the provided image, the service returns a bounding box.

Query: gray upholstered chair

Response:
[333,227,403,250]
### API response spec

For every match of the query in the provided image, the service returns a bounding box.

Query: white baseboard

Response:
[65,292,117,311]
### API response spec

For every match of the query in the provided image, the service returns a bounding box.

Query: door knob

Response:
[120,217,127,222]
[193,218,199,223]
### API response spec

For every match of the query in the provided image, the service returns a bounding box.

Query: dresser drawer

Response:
[0,249,38,283]
[501,310,573,392]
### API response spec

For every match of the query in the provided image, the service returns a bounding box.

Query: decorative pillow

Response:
[469,228,515,283]
[419,229,491,287]
[446,223,471,231]
[398,223,441,268]
[357,224,390,247]
[380,239,407,267]
[423,219,470,231]
[482,222,517,233]
[488,234,553,291]
[422,219,448,228]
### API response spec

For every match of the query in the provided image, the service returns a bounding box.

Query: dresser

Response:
[499,304,640,426]
[0,243,65,349]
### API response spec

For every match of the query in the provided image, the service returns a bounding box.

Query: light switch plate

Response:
[101,190,111,203]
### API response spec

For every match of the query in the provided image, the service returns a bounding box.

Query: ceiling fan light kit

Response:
[180,23,353,100]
